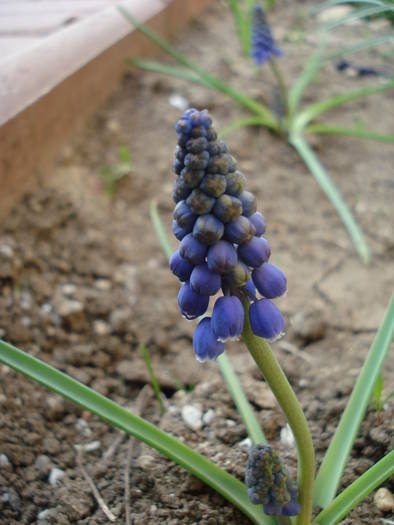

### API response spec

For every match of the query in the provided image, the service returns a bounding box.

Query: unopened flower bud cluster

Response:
[170,109,287,361]
[246,444,300,516]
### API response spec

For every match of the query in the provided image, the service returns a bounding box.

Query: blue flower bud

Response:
[193,317,225,362]
[212,296,244,342]
[226,170,246,196]
[244,279,257,298]
[175,118,192,135]
[187,189,216,215]
[199,109,213,129]
[199,173,227,198]
[226,259,251,287]
[178,282,209,320]
[172,177,191,203]
[249,299,284,341]
[213,194,243,223]
[180,168,205,189]
[184,151,210,170]
[174,200,197,230]
[173,158,184,175]
[245,444,299,516]
[238,236,270,268]
[170,250,194,282]
[179,233,208,265]
[172,220,190,241]
[224,216,256,244]
[252,263,287,298]
[239,191,257,217]
[193,214,224,245]
[207,240,238,273]
[251,4,282,67]
[186,137,208,153]
[249,212,266,236]
[227,155,237,173]
[175,145,186,162]
[190,125,207,139]
[205,126,218,141]
[190,263,221,296]
[207,154,232,174]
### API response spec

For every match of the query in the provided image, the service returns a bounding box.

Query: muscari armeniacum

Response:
[169,109,287,361]
[251,3,282,66]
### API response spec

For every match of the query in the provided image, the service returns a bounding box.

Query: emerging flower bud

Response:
[239,191,257,217]
[252,263,287,298]
[224,216,256,244]
[178,282,209,320]
[249,211,266,236]
[207,240,238,273]
[200,173,227,198]
[245,444,300,516]
[170,250,194,282]
[193,214,224,245]
[190,263,221,296]
[174,200,197,230]
[238,236,271,268]
[187,189,216,215]
[179,233,208,265]
[251,4,282,66]
[226,170,246,197]
[249,299,285,341]
[193,317,225,362]
[213,194,243,223]
[212,296,244,342]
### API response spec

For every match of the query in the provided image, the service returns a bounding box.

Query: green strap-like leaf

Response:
[317,5,394,31]
[315,451,394,525]
[129,59,212,88]
[313,0,389,11]
[294,79,394,131]
[228,0,251,56]
[290,133,371,264]
[149,200,266,446]
[120,7,279,130]
[219,116,268,138]
[306,123,394,143]
[324,34,394,62]
[0,339,274,525]
[313,294,394,507]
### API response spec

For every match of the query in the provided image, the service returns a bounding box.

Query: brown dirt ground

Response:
[0,1,393,524]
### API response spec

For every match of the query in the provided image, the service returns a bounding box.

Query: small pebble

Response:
[238,438,252,450]
[137,454,155,470]
[34,455,51,474]
[93,320,111,335]
[95,279,112,291]
[74,441,101,452]
[48,467,65,486]
[182,405,202,431]
[374,487,394,513]
[0,244,14,258]
[280,424,295,448]
[168,93,189,111]
[202,409,216,426]
[38,509,50,520]
[0,454,10,467]
[60,283,77,296]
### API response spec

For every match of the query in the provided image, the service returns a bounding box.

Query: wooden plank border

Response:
[0,0,212,219]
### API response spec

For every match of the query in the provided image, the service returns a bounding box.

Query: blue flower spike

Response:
[170,109,287,358]
[245,444,300,517]
[251,3,282,67]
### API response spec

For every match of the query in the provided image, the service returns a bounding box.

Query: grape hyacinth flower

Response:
[245,444,300,516]
[251,3,282,66]
[169,108,287,360]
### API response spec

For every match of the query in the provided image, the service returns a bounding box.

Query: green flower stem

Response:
[241,298,315,525]
[269,58,289,121]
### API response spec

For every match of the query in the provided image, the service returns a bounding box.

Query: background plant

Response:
[122,0,394,264]
[100,145,132,197]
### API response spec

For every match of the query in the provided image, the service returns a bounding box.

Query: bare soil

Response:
[0,2,393,524]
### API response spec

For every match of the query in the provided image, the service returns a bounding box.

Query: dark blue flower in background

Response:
[170,108,287,360]
[251,3,282,66]
[245,444,300,516]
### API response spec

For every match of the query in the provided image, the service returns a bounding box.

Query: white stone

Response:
[0,454,10,467]
[202,409,216,426]
[93,320,111,335]
[238,438,252,450]
[168,93,189,111]
[61,283,77,296]
[38,509,50,520]
[181,405,202,431]
[374,487,394,513]
[280,424,295,448]
[48,467,65,486]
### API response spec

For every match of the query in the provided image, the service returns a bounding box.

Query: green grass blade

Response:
[313,294,394,507]
[324,34,394,61]
[217,353,266,445]
[315,451,394,525]
[295,79,394,130]
[141,343,165,414]
[228,0,251,55]
[129,59,213,88]
[290,133,370,264]
[317,5,393,31]
[149,200,267,445]
[0,339,274,525]
[313,0,388,11]
[219,116,267,138]
[288,42,325,116]
[306,123,394,143]
[120,7,279,130]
